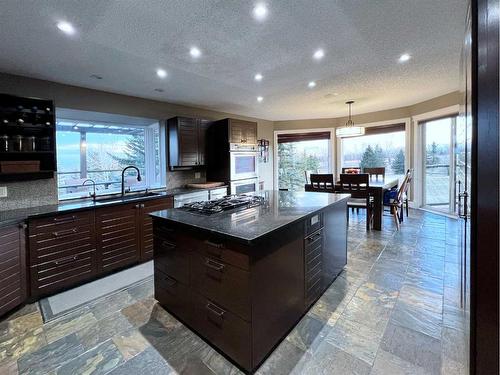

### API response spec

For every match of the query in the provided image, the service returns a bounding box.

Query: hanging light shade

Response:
[335,100,365,137]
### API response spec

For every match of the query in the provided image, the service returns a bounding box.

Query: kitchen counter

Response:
[0,185,228,228]
[150,190,350,244]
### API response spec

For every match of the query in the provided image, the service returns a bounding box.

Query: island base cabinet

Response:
[190,291,252,372]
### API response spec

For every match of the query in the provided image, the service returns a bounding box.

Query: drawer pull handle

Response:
[206,302,225,318]
[161,240,176,249]
[53,215,77,223]
[53,228,77,237]
[205,240,223,249]
[164,275,177,287]
[307,232,322,243]
[54,255,78,265]
[205,258,225,272]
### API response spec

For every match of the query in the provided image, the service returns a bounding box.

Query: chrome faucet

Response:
[121,166,142,197]
[82,179,97,201]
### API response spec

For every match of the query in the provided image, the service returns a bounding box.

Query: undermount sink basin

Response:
[94,192,160,205]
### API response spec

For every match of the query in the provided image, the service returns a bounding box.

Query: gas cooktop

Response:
[180,194,264,215]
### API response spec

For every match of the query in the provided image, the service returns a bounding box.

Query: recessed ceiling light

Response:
[313,49,325,60]
[56,21,76,35]
[254,73,263,81]
[399,53,411,62]
[253,3,268,21]
[308,81,316,88]
[257,96,264,102]
[190,47,202,58]
[156,69,167,78]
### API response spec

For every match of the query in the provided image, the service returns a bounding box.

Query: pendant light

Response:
[335,100,365,137]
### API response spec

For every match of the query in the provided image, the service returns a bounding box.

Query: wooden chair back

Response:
[341,167,361,174]
[339,173,370,199]
[395,170,412,203]
[363,167,385,180]
[310,174,334,191]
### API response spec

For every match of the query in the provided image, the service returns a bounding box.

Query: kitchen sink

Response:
[94,192,161,205]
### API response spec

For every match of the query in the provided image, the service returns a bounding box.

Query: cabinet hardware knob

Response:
[205,258,225,272]
[206,302,225,317]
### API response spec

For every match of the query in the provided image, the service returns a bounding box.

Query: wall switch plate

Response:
[0,187,7,198]
[195,172,201,179]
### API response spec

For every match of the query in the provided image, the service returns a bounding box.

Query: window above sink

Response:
[55,109,166,201]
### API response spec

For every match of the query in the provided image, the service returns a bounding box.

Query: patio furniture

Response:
[339,173,373,230]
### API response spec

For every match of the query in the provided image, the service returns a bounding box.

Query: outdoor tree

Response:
[278,143,321,190]
[391,149,405,174]
[360,145,385,170]
[109,134,146,168]
[427,141,439,164]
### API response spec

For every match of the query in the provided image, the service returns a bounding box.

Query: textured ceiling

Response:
[0,0,466,120]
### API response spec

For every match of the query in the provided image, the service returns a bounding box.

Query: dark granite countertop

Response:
[150,190,350,243]
[0,185,228,228]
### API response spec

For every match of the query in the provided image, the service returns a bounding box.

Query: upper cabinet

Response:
[0,94,57,181]
[168,117,211,170]
[228,119,258,145]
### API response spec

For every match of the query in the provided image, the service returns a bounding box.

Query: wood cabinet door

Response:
[95,203,140,274]
[0,224,26,317]
[229,119,258,144]
[178,117,199,166]
[140,198,174,261]
[197,119,210,166]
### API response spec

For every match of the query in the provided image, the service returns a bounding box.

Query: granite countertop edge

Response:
[150,193,350,244]
[0,185,228,228]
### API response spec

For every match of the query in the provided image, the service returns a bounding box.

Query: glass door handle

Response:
[458,191,468,219]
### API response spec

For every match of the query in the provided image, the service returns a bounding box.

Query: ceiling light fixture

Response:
[190,47,202,58]
[335,101,365,138]
[56,21,76,35]
[313,49,325,60]
[308,81,316,88]
[156,69,167,78]
[399,53,411,63]
[253,3,268,21]
[257,96,264,102]
[254,73,263,81]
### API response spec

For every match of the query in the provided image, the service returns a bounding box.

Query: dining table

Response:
[304,177,399,231]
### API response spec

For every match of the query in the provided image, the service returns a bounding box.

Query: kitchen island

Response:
[150,190,349,373]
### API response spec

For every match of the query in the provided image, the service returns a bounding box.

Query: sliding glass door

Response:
[421,116,459,214]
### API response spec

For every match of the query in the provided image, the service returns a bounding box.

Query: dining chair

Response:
[363,167,385,181]
[341,167,361,174]
[402,169,413,218]
[310,174,335,191]
[339,173,373,230]
[386,171,411,230]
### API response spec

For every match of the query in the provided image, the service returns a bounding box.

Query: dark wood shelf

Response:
[0,93,56,181]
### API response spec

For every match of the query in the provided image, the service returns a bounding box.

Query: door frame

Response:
[470,0,499,373]
[412,105,460,209]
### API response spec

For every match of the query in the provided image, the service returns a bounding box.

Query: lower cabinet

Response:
[27,196,173,298]
[95,202,141,273]
[0,224,27,317]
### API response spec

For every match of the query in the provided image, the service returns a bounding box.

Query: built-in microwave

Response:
[230,151,258,181]
[230,178,259,195]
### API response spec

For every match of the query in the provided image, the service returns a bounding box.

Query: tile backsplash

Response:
[0,170,207,211]
[166,170,207,189]
[0,178,58,211]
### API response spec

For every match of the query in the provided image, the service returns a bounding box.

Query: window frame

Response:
[55,118,166,201]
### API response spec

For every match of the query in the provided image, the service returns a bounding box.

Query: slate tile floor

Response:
[0,209,468,375]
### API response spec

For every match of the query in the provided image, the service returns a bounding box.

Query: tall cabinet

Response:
[167,117,210,170]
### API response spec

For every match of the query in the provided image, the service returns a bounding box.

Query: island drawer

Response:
[190,251,250,321]
[154,236,190,284]
[154,268,191,323]
[191,291,251,371]
[28,211,94,235]
[198,238,250,271]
